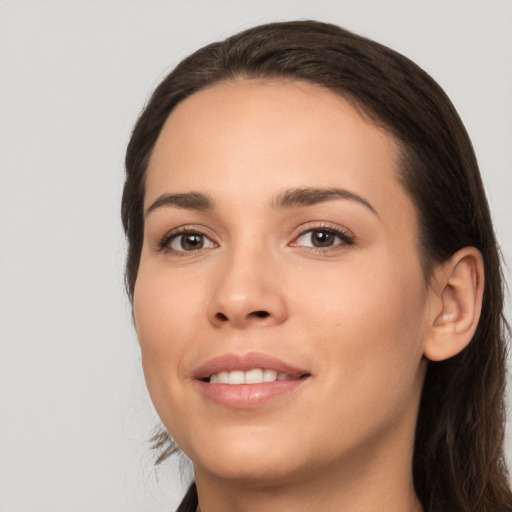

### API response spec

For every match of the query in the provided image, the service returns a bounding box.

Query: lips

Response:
[194,352,309,381]
[193,352,311,408]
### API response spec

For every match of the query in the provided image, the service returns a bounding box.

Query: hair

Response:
[122,20,511,512]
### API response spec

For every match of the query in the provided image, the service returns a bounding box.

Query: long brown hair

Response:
[122,20,512,511]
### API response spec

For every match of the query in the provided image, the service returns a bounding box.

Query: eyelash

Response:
[157,226,217,256]
[291,224,355,252]
[157,224,354,256]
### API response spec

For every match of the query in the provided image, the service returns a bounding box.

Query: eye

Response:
[293,228,353,249]
[165,232,216,252]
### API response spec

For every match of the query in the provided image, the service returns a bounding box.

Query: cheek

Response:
[134,258,206,341]
[133,265,201,404]
[298,248,428,401]
[292,262,427,456]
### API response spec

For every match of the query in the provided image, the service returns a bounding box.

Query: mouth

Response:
[193,352,311,408]
[194,352,310,382]
[206,368,308,384]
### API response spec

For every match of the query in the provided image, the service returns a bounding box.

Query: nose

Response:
[207,249,288,329]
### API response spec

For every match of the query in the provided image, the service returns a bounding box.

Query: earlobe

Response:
[423,247,485,362]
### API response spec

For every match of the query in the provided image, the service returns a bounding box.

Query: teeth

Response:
[208,368,296,384]
[217,371,229,384]
[263,369,277,382]
[229,370,245,385]
[245,368,263,384]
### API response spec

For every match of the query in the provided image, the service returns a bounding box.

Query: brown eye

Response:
[310,231,335,247]
[294,228,353,249]
[169,233,214,251]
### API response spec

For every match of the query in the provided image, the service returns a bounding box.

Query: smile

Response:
[194,352,311,408]
[209,368,297,384]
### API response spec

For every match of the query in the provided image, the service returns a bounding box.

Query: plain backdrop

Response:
[1,1,511,510]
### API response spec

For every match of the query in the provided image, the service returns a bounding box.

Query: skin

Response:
[134,79,453,512]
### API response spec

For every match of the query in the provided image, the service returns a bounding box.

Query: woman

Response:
[122,21,512,511]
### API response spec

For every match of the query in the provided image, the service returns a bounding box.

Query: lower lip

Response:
[196,379,307,408]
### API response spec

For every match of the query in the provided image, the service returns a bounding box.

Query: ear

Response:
[423,247,485,362]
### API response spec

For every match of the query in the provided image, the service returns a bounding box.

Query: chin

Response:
[184,428,307,484]
[196,454,305,487]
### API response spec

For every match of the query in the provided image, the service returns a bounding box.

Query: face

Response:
[134,80,431,485]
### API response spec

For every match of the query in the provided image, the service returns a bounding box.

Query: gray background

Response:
[1,1,511,510]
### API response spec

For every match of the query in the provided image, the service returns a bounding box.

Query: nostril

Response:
[252,310,270,318]
[213,310,271,323]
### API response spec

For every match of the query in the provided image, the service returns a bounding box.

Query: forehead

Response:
[149,79,395,173]
[146,79,413,226]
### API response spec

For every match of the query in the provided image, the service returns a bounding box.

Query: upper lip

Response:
[193,352,310,380]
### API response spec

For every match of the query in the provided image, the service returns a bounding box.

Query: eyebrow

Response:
[273,187,379,217]
[145,192,214,217]
[145,187,379,218]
